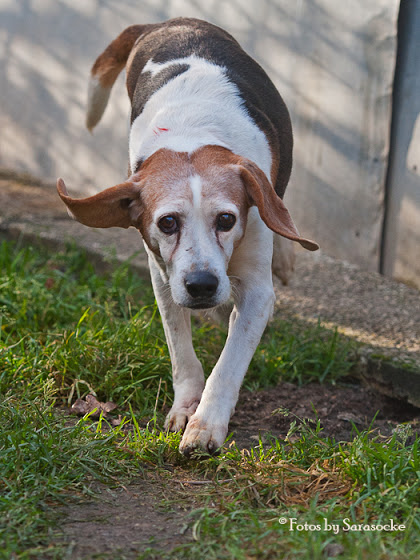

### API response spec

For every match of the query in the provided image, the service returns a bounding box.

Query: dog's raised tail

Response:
[86,25,146,131]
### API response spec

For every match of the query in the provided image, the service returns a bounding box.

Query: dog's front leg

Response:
[179,220,275,455]
[179,283,275,455]
[147,254,205,432]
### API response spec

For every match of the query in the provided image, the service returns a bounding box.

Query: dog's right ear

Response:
[56,177,142,229]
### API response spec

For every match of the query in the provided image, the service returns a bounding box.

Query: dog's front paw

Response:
[179,414,228,456]
[164,399,200,433]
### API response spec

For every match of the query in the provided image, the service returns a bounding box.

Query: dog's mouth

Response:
[186,299,218,310]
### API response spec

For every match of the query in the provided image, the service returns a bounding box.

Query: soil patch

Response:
[231,380,420,448]
[56,477,194,559]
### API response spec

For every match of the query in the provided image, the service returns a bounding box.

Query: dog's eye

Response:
[158,215,179,234]
[216,213,236,232]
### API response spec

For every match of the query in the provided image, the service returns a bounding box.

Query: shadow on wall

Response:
[0,0,401,276]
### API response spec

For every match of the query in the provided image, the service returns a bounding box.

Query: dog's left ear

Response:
[56,177,142,229]
[236,159,319,251]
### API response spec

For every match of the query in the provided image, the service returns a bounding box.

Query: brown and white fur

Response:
[57,18,319,456]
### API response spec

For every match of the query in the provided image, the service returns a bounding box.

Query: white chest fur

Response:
[129,55,272,180]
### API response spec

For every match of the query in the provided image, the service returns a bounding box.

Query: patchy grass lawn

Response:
[0,240,419,559]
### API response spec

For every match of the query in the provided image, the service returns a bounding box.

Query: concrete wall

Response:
[264,1,399,271]
[1,1,409,281]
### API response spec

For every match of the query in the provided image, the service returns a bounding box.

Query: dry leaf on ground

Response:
[71,394,117,418]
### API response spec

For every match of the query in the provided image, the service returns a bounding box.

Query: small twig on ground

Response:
[175,479,233,486]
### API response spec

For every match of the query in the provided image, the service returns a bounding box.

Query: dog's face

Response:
[57,146,318,309]
[139,155,249,308]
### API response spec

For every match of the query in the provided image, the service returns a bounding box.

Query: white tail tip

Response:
[86,76,112,131]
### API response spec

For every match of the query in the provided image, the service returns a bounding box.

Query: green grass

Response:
[0,400,136,559]
[0,240,418,559]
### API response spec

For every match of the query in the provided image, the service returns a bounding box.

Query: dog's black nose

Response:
[185,271,219,299]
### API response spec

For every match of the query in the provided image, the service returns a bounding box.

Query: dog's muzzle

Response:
[184,271,219,309]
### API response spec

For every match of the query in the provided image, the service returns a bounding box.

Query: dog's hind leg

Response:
[272,233,295,285]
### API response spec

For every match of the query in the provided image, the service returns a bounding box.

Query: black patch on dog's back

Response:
[130,63,189,123]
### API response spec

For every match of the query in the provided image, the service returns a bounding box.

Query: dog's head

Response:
[57,146,318,309]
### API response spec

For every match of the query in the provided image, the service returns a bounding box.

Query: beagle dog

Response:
[57,18,318,456]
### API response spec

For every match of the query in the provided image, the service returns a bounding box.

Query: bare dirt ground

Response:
[231,380,420,447]
[57,477,195,559]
